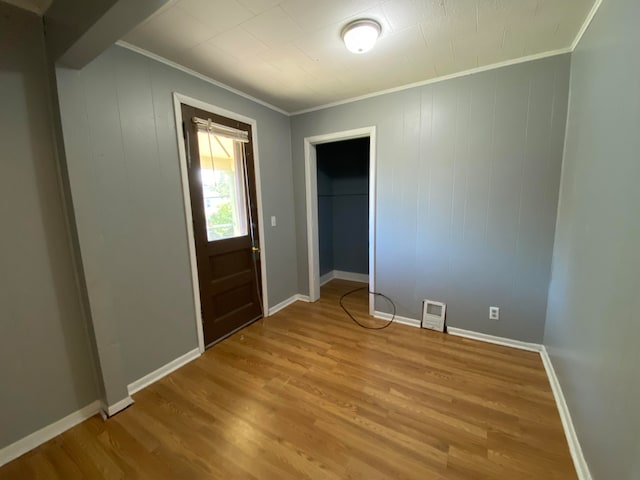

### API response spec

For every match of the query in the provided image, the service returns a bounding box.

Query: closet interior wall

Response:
[317,138,370,279]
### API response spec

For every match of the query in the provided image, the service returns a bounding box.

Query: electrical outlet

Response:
[489,306,499,320]
[271,216,277,227]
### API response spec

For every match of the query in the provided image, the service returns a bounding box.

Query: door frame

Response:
[173,92,269,353]
[304,126,376,315]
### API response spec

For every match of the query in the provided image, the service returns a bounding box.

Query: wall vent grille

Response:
[421,300,446,332]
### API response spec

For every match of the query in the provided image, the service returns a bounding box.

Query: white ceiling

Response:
[2,0,51,14]
[123,0,594,113]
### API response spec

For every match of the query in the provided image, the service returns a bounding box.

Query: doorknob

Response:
[252,246,260,253]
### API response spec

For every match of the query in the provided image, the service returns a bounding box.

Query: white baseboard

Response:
[334,270,369,283]
[446,327,543,352]
[0,347,201,466]
[540,347,592,480]
[268,295,301,315]
[320,270,369,286]
[367,318,543,351]
[268,294,311,315]
[127,348,200,396]
[100,396,134,418]
[0,400,102,467]
[319,271,334,286]
[373,310,421,328]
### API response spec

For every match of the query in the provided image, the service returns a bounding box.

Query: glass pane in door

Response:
[197,130,248,241]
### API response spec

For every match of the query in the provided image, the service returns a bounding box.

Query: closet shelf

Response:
[318,193,368,197]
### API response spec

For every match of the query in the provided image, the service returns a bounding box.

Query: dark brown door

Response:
[181,104,263,347]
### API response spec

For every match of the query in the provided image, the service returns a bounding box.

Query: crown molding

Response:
[290,47,571,116]
[571,0,603,51]
[117,0,602,117]
[115,41,289,116]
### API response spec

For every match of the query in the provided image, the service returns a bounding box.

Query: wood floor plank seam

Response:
[0,279,576,479]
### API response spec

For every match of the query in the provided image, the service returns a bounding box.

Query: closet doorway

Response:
[304,127,376,314]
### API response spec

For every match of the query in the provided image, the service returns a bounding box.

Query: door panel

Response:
[181,104,263,347]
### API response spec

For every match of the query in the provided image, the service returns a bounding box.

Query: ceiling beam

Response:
[44,0,168,69]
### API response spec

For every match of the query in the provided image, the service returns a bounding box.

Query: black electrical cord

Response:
[339,286,396,330]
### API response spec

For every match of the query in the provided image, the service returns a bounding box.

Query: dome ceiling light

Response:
[342,19,381,54]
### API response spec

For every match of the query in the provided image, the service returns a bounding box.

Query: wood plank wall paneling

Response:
[0,279,575,479]
[290,55,572,343]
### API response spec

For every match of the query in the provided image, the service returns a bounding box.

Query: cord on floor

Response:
[339,286,396,330]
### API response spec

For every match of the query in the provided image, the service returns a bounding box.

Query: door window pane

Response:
[197,130,248,241]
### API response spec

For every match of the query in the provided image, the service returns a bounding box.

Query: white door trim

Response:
[173,92,269,353]
[303,126,376,314]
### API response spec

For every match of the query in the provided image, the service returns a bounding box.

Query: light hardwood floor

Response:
[0,279,576,479]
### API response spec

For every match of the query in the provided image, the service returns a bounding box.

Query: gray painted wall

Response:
[292,55,570,342]
[0,5,97,448]
[56,45,298,386]
[317,139,369,276]
[543,0,640,478]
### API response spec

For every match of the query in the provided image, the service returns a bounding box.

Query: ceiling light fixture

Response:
[342,19,381,54]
